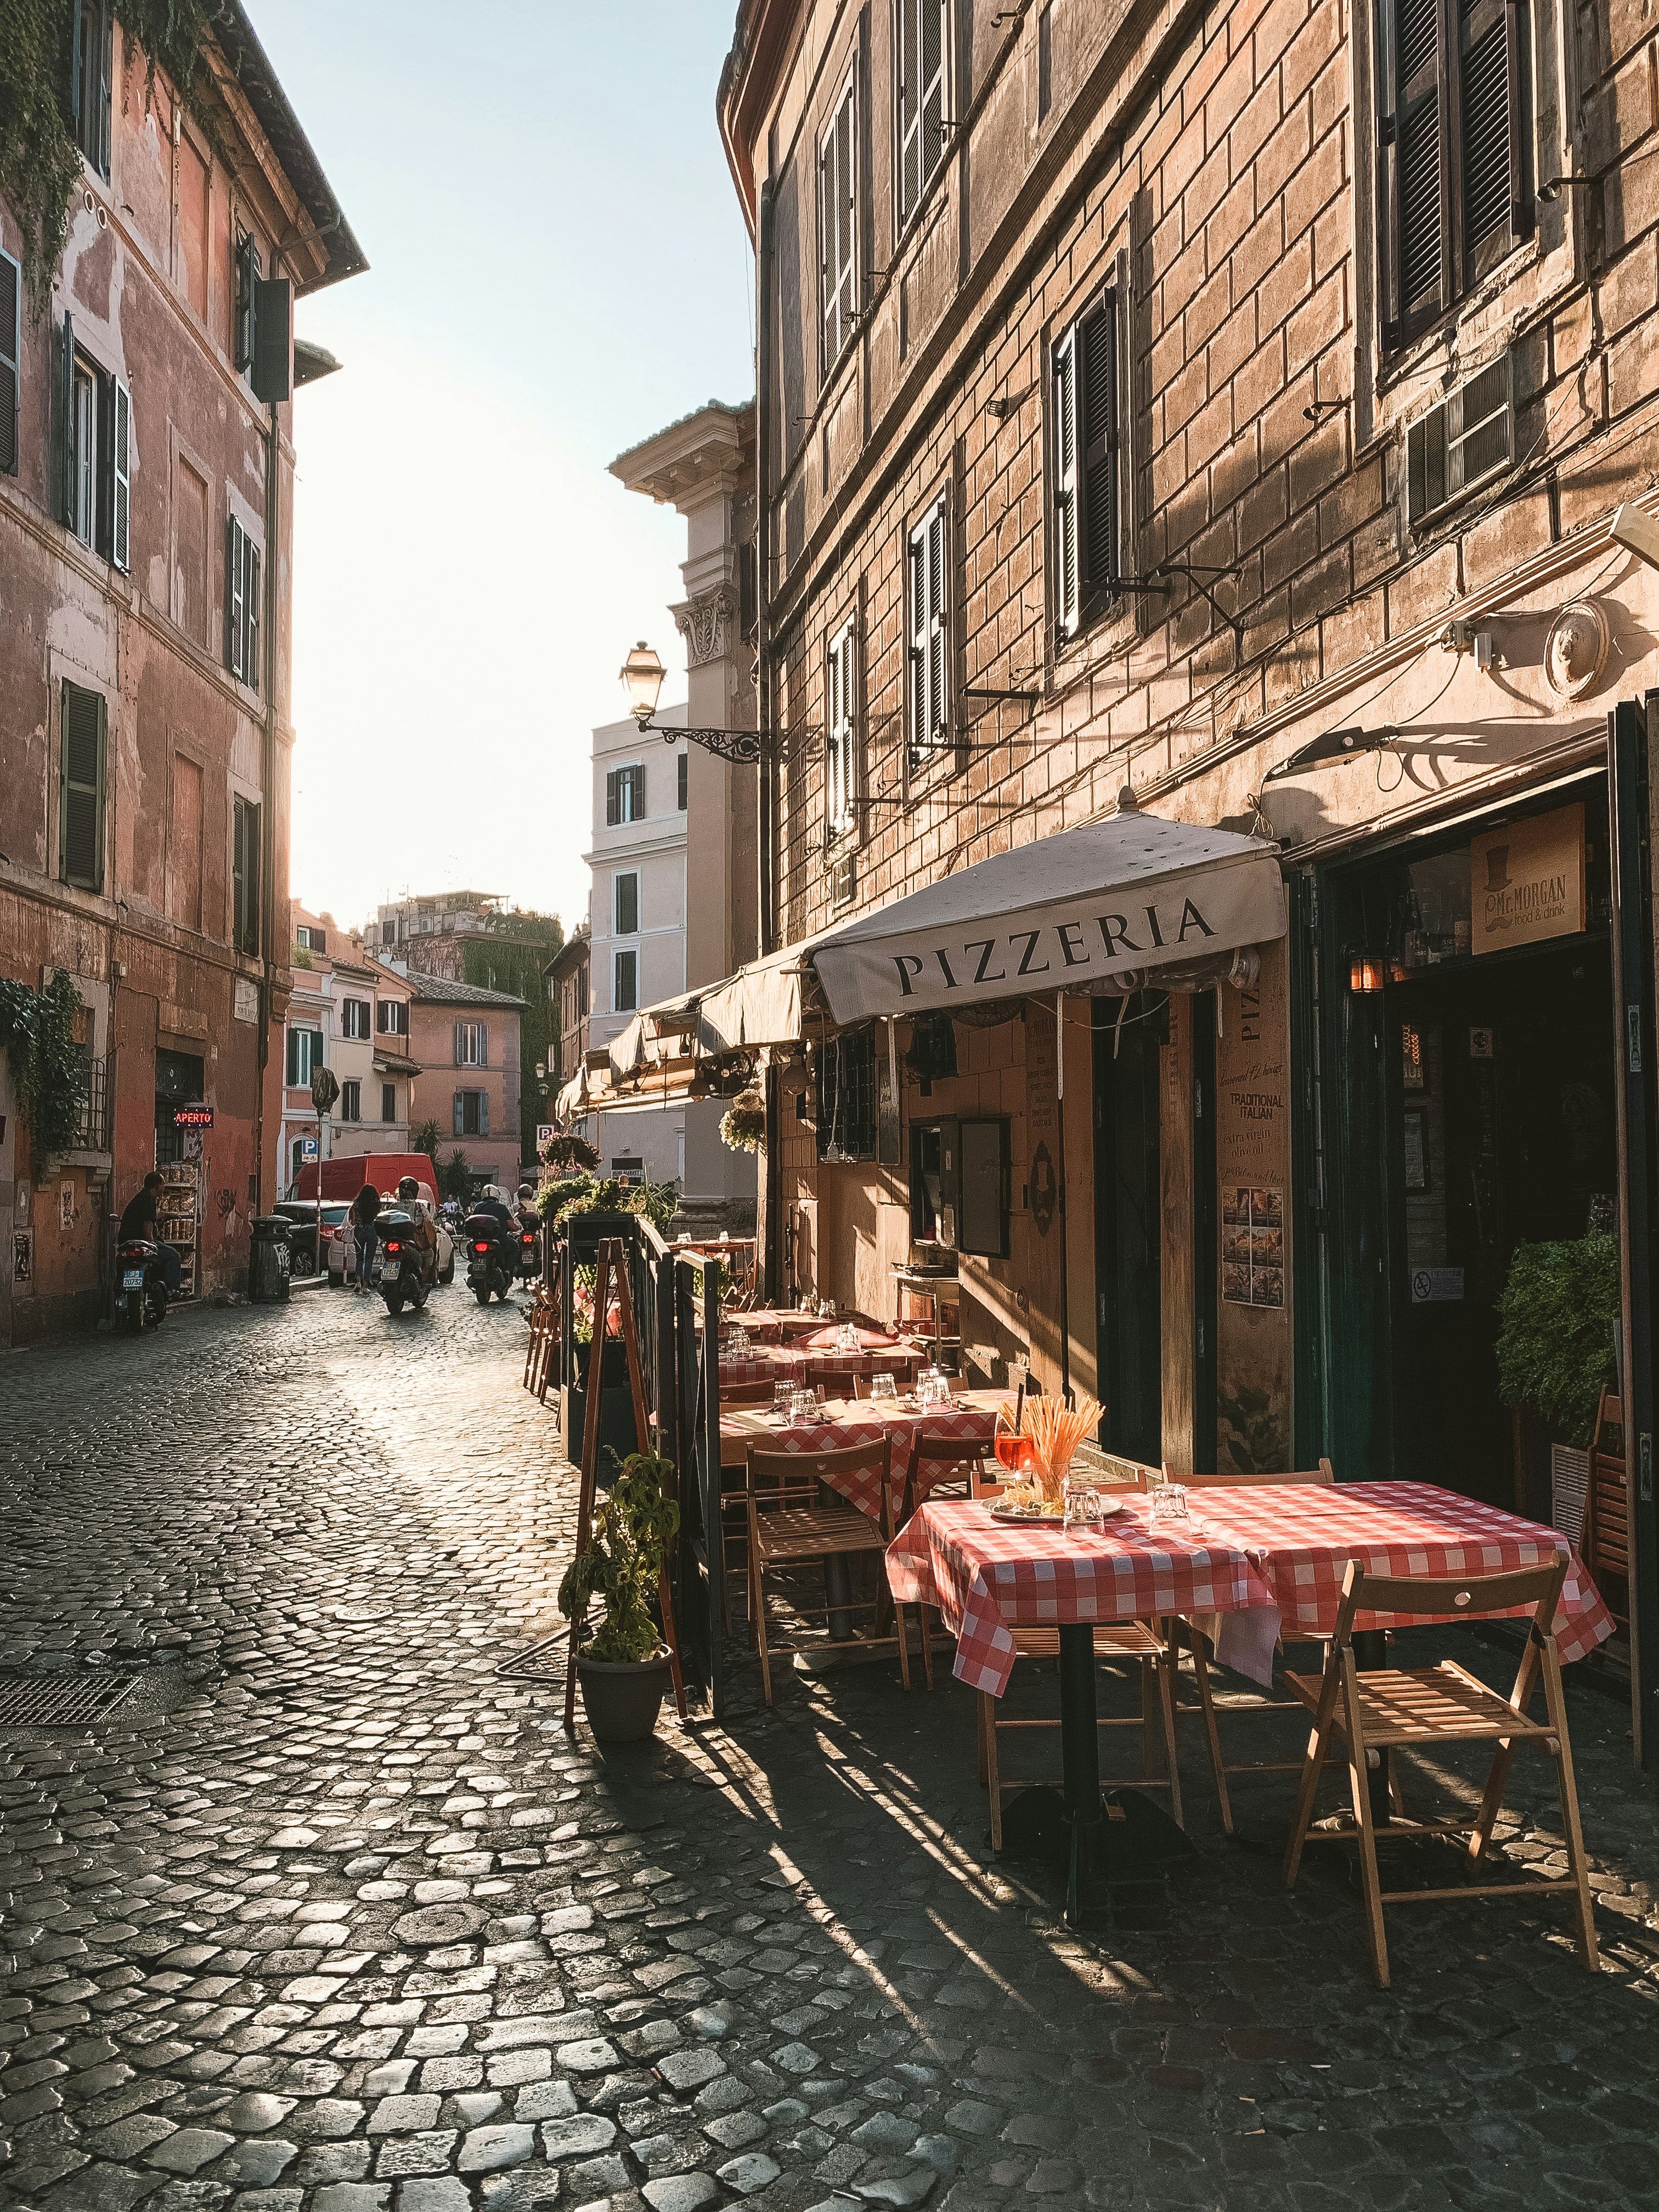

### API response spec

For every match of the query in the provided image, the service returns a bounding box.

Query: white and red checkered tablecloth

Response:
[719,1345,927,1390]
[722,1393,1012,1523]
[1188,1480,1615,1664]
[885,1481,1616,1698]
[886,1498,1269,1697]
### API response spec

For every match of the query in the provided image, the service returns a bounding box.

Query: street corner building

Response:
[571,0,1659,1745]
[0,1,364,1340]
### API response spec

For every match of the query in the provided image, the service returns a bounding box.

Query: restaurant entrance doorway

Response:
[1093,996,1164,1466]
[1313,776,1618,1513]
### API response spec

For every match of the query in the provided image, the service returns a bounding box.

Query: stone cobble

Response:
[2,1290,1659,2212]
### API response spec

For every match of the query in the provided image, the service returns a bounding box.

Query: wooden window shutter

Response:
[227,515,244,674]
[899,0,921,220]
[454,1021,465,1066]
[1076,294,1120,606]
[479,1025,488,1069]
[479,1090,488,1136]
[110,379,131,572]
[97,0,112,173]
[60,682,105,891]
[1052,325,1079,639]
[927,500,946,747]
[252,275,293,403]
[0,249,19,478]
[245,539,261,691]
[606,768,620,825]
[1459,0,1528,279]
[920,0,946,195]
[453,1090,464,1136]
[908,521,927,755]
[60,313,76,527]
[1380,0,1451,346]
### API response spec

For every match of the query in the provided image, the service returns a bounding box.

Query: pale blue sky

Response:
[258,0,754,935]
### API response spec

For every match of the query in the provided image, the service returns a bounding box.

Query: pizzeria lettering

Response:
[889,898,1216,996]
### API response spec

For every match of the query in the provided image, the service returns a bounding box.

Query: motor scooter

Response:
[514,1219,541,1284]
[115,1238,170,1333]
[375,1208,435,1316]
[465,1214,516,1304]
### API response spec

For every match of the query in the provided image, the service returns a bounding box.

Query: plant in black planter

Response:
[559,1453,681,1741]
[1496,1232,1621,1447]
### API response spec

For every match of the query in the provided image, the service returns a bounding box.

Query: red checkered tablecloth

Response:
[886,1498,1268,1697]
[724,1395,1011,1523]
[1188,1480,1615,1664]
[719,1345,927,1390]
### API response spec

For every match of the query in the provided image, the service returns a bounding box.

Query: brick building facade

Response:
[713,0,1659,1742]
[0,2,361,1339]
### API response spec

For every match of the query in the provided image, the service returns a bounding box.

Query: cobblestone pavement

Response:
[4,1290,1659,2212]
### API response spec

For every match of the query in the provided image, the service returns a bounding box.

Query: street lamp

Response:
[619,637,778,766]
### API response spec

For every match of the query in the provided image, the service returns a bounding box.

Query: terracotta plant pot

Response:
[575,1647,671,1742]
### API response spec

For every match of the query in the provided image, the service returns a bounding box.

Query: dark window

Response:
[1407,351,1514,526]
[297,923,328,953]
[818,1027,877,1161]
[0,250,20,478]
[826,617,857,842]
[60,681,106,891]
[613,949,637,1013]
[286,1028,321,1087]
[907,494,949,761]
[1376,0,1529,351]
[820,69,858,373]
[959,1118,1011,1257]
[606,764,646,824]
[340,1079,361,1122]
[614,871,639,936]
[340,997,370,1038]
[454,1088,488,1137]
[377,1000,408,1035]
[233,796,261,955]
[1037,4,1053,117]
[381,1082,397,1123]
[72,0,112,175]
[1053,286,1121,641]
[234,229,262,373]
[227,515,261,688]
[910,1119,957,1244]
[676,752,688,810]
[59,315,130,569]
[896,0,949,227]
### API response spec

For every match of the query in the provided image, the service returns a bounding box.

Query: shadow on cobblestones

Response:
[2,1292,1658,2212]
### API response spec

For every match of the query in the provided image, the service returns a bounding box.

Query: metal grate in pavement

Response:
[0,1671,141,1726]
[495,1637,568,1683]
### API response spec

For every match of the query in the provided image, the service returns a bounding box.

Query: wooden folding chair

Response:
[964,1461,1183,1841]
[720,1378,785,1407]
[1163,1459,1336,1835]
[896,1431,999,1685]
[746,1439,911,1705]
[1583,1388,1628,1626]
[1282,1555,1598,1987]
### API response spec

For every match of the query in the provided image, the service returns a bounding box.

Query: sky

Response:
[257,1,755,939]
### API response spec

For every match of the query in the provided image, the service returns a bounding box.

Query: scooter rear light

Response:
[473,1241,490,1252]
[386,1240,402,1254]
[522,1234,534,1245]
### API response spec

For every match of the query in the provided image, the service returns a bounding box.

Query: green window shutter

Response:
[252,275,292,403]
[97,1,112,173]
[479,1024,488,1070]
[245,539,261,692]
[479,1090,489,1136]
[60,681,105,890]
[1076,292,1120,607]
[453,1091,464,1137]
[227,515,244,674]
[454,1020,464,1066]
[110,377,131,571]
[1052,325,1078,640]
[60,313,76,527]
[0,249,19,477]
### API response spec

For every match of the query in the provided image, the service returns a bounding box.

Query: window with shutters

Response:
[234,229,262,373]
[227,516,261,688]
[59,682,106,893]
[613,871,639,938]
[60,323,131,569]
[340,997,370,1039]
[614,949,638,1014]
[818,1028,877,1161]
[340,1080,362,1123]
[1052,287,1123,642]
[1375,0,1530,352]
[606,764,646,824]
[906,493,950,764]
[820,69,859,376]
[825,617,857,843]
[377,1000,408,1036]
[455,1022,487,1068]
[896,0,950,230]
[454,1089,488,1137]
[72,0,112,176]
[0,249,19,479]
[286,1027,321,1087]
[381,1082,397,1124]
[232,796,261,955]
[1407,352,1514,525]
[676,752,687,810]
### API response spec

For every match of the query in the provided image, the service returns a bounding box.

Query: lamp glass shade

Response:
[620,640,666,724]
[1349,954,1385,994]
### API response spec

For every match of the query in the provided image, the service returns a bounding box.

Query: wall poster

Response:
[1222,1185,1284,1306]
[1215,939,1293,1471]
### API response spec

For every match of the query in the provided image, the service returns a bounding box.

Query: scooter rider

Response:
[474,1184,516,1237]
[119,1173,182,1297]
[396,1176,439,1285]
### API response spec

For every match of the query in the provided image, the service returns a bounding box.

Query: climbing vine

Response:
[0,0,214,309]
[0,969,88,1169]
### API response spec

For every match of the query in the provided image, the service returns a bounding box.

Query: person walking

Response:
[349,1182,380,1292]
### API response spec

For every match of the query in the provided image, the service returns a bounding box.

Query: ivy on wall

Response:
[0,970,87,1169]
[0,0,213,307]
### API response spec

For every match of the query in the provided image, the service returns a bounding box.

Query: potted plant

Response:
[559,1453,681,1741]
[1495,1232,1620,1528]
[720,1094,766,1153]
[540,1129,600,1173]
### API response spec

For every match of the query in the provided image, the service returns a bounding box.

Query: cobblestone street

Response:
[4,1290,1659,2212]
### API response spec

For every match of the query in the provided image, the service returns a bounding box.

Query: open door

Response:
[1609,697,1659,1765]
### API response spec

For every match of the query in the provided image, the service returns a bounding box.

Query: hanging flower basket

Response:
[720,1095,766,1154]
[540,1130,599,1172]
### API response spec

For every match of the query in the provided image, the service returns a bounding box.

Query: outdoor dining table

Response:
[718,1386,1014,1510]
[885,1479,1615,1927]
[714,1310,834,1344]
[718,1342,928,1390]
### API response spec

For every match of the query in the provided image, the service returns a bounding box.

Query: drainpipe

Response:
[754,178,780,1299]
[255,395,279,1216]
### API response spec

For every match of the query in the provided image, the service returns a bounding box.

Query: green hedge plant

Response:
[1494,1233,1620,1448]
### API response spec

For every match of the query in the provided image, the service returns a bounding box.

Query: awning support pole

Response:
[1056,990,1071,1407]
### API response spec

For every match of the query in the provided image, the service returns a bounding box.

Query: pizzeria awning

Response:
[808,805,1285,1024]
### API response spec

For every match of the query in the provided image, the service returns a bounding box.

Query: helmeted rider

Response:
[396,1175,438,1280]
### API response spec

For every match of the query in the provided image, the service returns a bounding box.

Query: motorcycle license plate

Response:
[122,1269,145,1290]
[382,1261,400,1281]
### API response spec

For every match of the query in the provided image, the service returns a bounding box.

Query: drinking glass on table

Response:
[1147,1482,1190,1531]
[868,1372,899,1406]
[773,1379,794,1418]
[1064,1479,1103,1533]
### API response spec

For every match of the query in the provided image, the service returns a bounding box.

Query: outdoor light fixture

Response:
[1610,503,1659,573]
[1265,725,1393,782]
[619,638,789,765]
[1348,954,1386,995]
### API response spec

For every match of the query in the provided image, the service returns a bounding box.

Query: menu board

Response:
[1222,1185,1284,1307]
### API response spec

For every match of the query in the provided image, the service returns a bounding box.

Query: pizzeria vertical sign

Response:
[1470,803,1584,955]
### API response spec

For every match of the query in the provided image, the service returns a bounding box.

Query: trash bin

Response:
[250,1216,292,1304]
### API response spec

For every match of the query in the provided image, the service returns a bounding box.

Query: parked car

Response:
[330,1207,455,1288]
[274,1200,352,1278]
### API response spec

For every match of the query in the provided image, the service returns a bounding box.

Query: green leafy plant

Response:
[413,1119,443,1178]
[1496,1233,1620,1447]
[558,1452,680,1663]
[549,1172,680,1234]
[0,970,87,1169]
[440,1147,474,1204]
[0,0,214,310]
[540,1130,599,1173]
[720,1097,765,1154]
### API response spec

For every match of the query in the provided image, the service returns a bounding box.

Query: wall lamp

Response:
[1610,504,1659,572]
[620,640,777,765]
[1263,725,1394,782]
